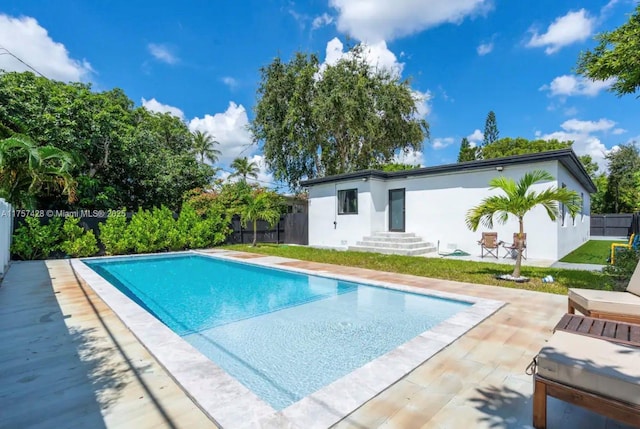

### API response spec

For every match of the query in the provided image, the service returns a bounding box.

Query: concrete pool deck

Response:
[0,252,633,428]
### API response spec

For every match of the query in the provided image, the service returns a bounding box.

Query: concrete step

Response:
[356,240,432,250]
[370,232,417,238]
[348,245,437,256]
[361,236,423,243]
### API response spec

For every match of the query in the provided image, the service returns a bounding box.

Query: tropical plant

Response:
[230,157,259,182]
[98,212,131,255]
[60,217,98,257]
[0,134,77,209]
[191,130,221,164]
[11,216,63,260]
[465,170,580,278]
[240,188,283,246]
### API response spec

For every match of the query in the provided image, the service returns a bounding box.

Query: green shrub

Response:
[98,211,131,255]
[603,248,640,291]
[60,217,98,257]
[11,216,62,260]
[127,206,177,253]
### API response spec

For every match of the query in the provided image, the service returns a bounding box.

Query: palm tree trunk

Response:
[252,219,257,246]
[512,218,524,278]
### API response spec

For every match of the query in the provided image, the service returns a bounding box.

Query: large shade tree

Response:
[577,4,640,96]
[251,45,429,190]
[465,170,579,279]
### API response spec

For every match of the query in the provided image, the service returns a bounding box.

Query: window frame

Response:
[337,188,358,215]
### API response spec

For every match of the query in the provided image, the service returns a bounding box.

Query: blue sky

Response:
[0,0,637,187]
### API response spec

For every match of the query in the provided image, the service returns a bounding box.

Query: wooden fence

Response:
[590,213,636,237]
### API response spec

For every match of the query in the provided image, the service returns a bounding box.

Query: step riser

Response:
[362,236,423,243]
[348,246,436,256]
[370,232,417,238]
[356,241,432,249]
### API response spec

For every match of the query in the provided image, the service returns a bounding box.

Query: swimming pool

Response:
[85,254,470,410]
[75,251,503,427]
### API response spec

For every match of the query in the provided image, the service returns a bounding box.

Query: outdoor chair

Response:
[478,232,500,258]
[502,233,527,260]
[568,258,640,324]
[611,233,639,265]
[531,329,640,428]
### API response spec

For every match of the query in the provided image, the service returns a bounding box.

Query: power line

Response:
[0,46,48,79]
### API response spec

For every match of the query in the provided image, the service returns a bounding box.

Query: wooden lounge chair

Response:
[568,259,640,324]
[611,233,638,265]
[532,330,640,428]
[478,232,499,258]
[502,233,527,259]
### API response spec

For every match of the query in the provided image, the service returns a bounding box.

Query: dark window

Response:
[338,189,358,214]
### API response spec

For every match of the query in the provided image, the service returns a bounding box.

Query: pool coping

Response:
[71,250,504,429]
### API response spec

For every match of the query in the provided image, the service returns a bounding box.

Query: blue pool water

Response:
[85,254,471,410]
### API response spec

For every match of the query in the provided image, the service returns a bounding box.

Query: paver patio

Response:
[0,253,633,428]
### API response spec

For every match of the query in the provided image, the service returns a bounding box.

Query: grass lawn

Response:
[559,240,624,264]
[222,244,610,295]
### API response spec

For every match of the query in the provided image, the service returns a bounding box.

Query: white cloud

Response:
[412,89,432,118]
[0,14,93,81]
[329,0,490,42]
[189,102,254,165]
[221,76,238,89]
[527,9,594,54]
[148,43,178,64]
[141,98,185,120]
[323,37,404,76]
[394,149,424,166]
[476,41,493,56]
[563,106,578,116]
[432,137,455,150]
[312,13,334,29]
[613,128,627,135]
[541,74,615,97]
[560,118,615,133]
[467,129,484,146]
[542,130,612,170]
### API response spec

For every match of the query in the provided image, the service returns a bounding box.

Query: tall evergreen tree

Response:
[483,111,499,146]
[457,137,477,162]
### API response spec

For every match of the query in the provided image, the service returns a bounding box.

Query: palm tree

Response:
[0,134,77,208]
[241,189,283,246]
[230,157,259,182]
[465,170,579,279]
[191,130,221,164]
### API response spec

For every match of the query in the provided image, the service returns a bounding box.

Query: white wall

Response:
[307,159,591,261]
[402,161,561,260]
[556,163,591,258]
[307,179,373,248]
[0,199,12,275]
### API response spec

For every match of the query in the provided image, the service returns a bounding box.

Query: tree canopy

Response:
[577,4,640,97]
[483,111,499,146]
[604,143,640,213]
[0,71,214,210]
[457,137,477,162]
[480,137,572,160]
[250,45,429,189]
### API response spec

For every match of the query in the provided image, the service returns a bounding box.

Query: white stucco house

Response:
[300,149,597,261]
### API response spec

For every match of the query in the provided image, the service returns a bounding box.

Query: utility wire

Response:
[0,46,48,79]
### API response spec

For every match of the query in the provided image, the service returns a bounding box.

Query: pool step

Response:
[349,232,436,256]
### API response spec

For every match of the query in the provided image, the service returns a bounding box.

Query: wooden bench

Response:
[532,314,640,428]
[554,313,640,347]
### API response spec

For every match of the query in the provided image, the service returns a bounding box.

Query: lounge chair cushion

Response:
[568,288,640,315]
[537,331,640,406]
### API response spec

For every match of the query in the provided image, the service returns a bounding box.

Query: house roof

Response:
[300,148,598,193]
